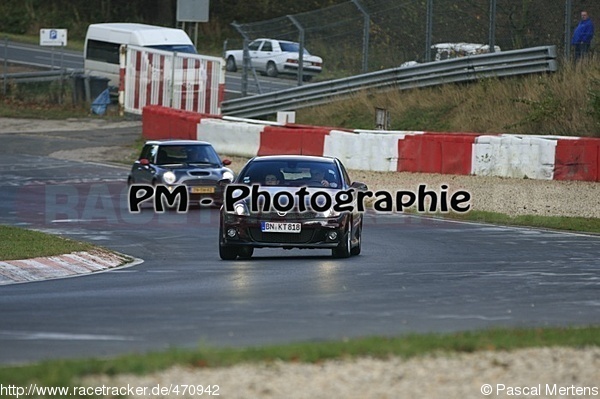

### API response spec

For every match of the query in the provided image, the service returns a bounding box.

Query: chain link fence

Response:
[227,0,598,84]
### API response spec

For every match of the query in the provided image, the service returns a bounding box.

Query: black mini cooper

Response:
[128,140,234,206]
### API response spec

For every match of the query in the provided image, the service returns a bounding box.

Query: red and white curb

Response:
[0,250,138,285]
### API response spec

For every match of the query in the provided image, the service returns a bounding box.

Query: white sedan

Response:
[225,38,323,81]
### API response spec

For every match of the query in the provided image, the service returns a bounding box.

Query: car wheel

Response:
[219,225,238,260]
[226,56,237,72]
[332,221,352,259]
[302,75,313,82]
[266,61,278,78]
[238,246,254,259]
[351,219,362,256]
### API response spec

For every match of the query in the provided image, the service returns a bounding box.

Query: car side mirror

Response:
[222,159,232,166]
[139,158,150,166]
[350,181,368,191]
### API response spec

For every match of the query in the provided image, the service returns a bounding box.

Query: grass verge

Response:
[0,225,95,261]
[0,101,91,120]
[433,210,600,235]
[0,326,598,394]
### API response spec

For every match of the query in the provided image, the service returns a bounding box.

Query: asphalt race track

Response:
[0,128,599,365]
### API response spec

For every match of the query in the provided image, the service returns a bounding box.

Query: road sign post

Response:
[40,29,68,103]
[177,0,209,48]
[40,29,68,70]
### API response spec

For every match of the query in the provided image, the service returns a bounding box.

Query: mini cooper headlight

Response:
[162,171,176,185]
[222,171,234,181]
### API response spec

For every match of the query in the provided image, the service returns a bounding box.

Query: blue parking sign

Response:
[39,28,67,46]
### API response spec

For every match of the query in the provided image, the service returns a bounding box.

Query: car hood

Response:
[160,163,225,171]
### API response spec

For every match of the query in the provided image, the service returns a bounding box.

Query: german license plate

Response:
[191,186,214,194]
[260,222,301,233]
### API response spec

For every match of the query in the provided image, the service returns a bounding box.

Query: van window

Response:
[86,39,120,64]
[146,44,197,54]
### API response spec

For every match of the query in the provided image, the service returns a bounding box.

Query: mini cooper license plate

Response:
[191,187,214,194]
[260,222,302,233]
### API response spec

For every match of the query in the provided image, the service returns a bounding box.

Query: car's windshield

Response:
[155,144,221,165]
[239,160,340,188]
[279,42,310,55]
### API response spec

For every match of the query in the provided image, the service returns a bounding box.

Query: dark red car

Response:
[219,155,367,260]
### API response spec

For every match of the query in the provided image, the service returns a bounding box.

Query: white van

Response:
[84,23,197,87]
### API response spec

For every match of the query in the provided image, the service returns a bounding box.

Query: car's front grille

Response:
[253,211,319,220]
[188,171,211,177]
[249,228,315,244]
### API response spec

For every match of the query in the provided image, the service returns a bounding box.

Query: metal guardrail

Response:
[1,69,84,84]
[221,45,558,118]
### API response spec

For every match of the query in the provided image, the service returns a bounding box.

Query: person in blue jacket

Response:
[572,10,594,60]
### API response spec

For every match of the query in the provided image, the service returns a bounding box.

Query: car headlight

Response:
[234,202,249,216]
[162,171,176,185]
[222,171,234,181]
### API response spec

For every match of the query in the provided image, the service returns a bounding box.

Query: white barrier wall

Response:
[324,130,422,172]
[324,130,362,170]
[472,135,557,179]
[197,118,263,157]
[144,106,599,182]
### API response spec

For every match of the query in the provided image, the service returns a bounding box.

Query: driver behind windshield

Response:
[185,147,208,163]
[309,168,330,187]
[264,173,282,186]
[184,146,221,164]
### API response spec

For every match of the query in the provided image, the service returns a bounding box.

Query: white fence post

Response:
[119,44,127,116]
